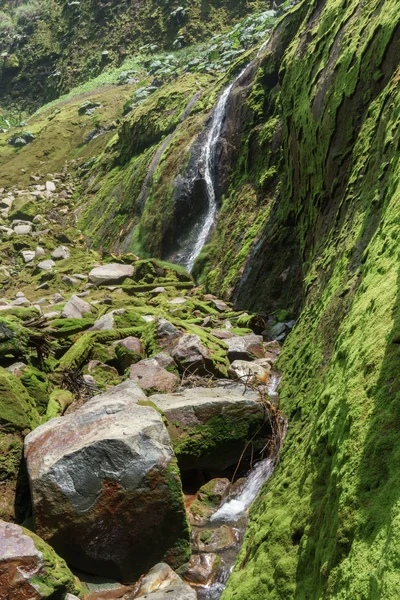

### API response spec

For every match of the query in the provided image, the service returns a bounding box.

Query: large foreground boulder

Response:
[0,520,81,599]
[150,387,270,471]
[24,381,191,582]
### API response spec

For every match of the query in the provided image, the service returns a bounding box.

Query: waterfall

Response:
[183,66,248,272]
[209,457,276,524]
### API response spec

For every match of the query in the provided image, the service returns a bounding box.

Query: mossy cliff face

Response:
[222,0,400,598]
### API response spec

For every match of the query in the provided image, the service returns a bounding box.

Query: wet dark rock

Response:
[24,381,190,582]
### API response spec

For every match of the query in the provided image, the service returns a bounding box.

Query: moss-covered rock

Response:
[150,387,270,472]
[0,520,82,598]
[0,367,40,433]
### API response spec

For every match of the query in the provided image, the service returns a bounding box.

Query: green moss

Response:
[162,459,192,569]
[45,389,74,420]
[0,367,40,433]
[223,1,400,598]
[24,526,83,597]
[19,366,49,415]
[0,318,31,359]
[0,434,23,481]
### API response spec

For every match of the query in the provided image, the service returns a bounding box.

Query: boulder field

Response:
[0,175,283,596]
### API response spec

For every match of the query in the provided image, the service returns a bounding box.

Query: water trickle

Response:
[183,66,249,272]
[210,457,276,524]
[193,373,286,600]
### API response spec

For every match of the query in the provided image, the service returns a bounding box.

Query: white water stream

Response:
[195,374,285,600]
[210,456,276,524]
[184,66,248,272]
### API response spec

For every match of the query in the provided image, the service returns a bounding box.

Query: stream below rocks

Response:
[188,373,285,600]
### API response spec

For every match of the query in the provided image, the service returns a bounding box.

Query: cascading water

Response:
[183,66,249,272]
[193,373,286,600]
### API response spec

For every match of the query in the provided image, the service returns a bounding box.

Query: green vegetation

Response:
[222,0,400,598]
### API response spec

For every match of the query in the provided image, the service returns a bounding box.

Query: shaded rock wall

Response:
[222,0,400,597]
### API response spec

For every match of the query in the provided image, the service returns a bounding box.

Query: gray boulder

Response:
[149,387,270,472]
[88,263,134,285]
[24,381,190,582]
[61,294,93,318]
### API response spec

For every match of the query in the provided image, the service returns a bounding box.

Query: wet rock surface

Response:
[24,382,190,582]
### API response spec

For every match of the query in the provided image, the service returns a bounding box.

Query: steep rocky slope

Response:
[222,0,400,598]
[0,0,400,598]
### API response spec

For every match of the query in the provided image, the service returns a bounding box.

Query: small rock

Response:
[15,291,25,298]
[228,360,270,383]
[37,259,55,271]
[88,263,134,286]
[135,563,196,599]
[51,245,70,260]
[211,298,228,312]
[89,312,115,331]
[62,275,79,286]
[130,359,180,394]
[210,329,234,340]
[180,553,220,586]
[264,322,287,342]
[6,362,27,376]
[14,224,32,235]
[61,294,93,318]
[45,181,56,192]
[170,334,212,374]
[151,287,166,295]
[225,334,265,362]
[35,246,46,257]
[0,226,14,237]
[43,311,60,320]
[51,293,65,304]
[11,297,30,306]
[168,297,187,305]
[21,250,35,263]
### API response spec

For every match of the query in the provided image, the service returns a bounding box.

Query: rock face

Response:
[0,520,81,599]
[24,381,191,582]
[134,563,196,600]
[150,387,270,471]
[88,263,134,285]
